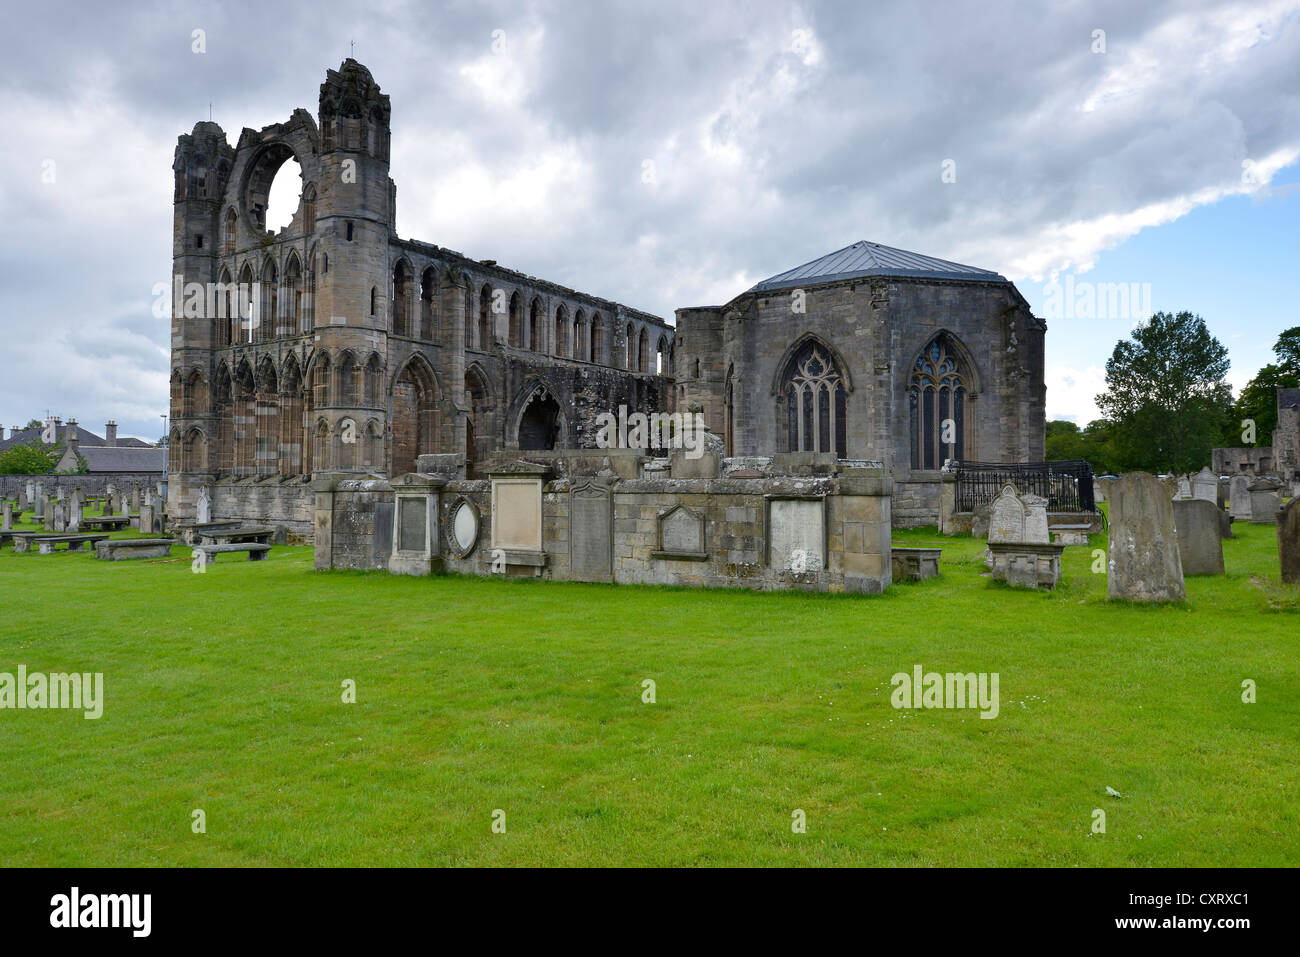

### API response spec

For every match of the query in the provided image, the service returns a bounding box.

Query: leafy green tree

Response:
[1274,326,1300,375]
[1096,311,1233,474]
[1046,418,1119,475]
[0,439,63,475]
[1223,326,1300,446]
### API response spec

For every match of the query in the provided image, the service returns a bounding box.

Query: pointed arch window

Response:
[782,342,847,457]
[909,335,968,470]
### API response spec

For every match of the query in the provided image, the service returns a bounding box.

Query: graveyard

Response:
[0,496,1295,867]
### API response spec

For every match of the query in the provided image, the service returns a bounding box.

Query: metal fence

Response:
[954,460,1096,513]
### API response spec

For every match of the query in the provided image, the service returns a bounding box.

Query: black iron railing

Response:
[954,460,1096,513]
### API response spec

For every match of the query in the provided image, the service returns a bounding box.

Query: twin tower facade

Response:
[169,60,1045,530]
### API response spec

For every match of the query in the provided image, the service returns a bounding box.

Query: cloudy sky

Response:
[2,0,1298,443]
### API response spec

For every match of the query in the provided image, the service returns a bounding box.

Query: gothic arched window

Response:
[909,334,968,470]
[782,341,847,457]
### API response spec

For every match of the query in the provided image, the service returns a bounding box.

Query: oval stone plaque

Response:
[448,498,480,557]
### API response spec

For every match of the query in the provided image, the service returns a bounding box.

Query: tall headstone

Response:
[569,480,614,582]
[1174,474,1192,500]
[139,502,155,536]
[1248,478,1283,525]
[52,500,66,533]
[197,486,212,524]
[1108,472,1186,602]
[1191,467,1217,503]
[1228,475,1251,521]
[33,488,45,523]
[1278,498,1300,585]
[24,481,34,509]
[1,501,11,531]
[129,484,141,512]
[67,489,83,534]
[1172,499,1224,576]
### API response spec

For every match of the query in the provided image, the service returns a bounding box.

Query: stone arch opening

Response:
[390,356,440,476]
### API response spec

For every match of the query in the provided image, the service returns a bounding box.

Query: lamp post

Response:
[160,413,168,447]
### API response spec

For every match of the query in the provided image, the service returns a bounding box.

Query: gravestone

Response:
[1219,508,1234,540]
[1,501,11,531]
[1172,499,1224,576]
[1174,474,1192,500]
[1248,478,1283,524]
[67,490,82,534]
[1191,467,1217,503]
[33,490,45,522]
[658,505,705,557]
[139,502,155,536]
[1229,475,1251,521]
[1278,498,1299,584]
[769,498,825,571]
[373,502,394,561]
[985,484,1062,588]
[129,484,141,512]
[24,481,35,508]
[1107,472,1185,602]
[1092,480,1106,504]
[988,484,1028,544]
[197,486,212,524]
[52,500,66,533]
[569,481,613,582]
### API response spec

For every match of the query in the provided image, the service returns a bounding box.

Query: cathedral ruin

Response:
[167,59,1046,549]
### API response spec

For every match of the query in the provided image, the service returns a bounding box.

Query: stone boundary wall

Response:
[168,475,316,544]
[0,473,164,499]
[314,467,893,594]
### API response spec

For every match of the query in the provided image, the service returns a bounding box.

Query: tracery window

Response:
[909,335,967,470]
[783,342,847,457]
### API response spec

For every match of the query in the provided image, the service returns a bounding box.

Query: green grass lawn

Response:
[0,516,1296,866]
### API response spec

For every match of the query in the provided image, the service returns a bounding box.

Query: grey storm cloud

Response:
[1,0,1298,439]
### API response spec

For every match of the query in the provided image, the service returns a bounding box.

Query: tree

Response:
[0,439,63,475]
[1274,326,1300,376]
[1096,311,1233,474]
[1046,418,1120,475]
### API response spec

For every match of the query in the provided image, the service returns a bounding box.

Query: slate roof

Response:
[0,424,153,453]
[749,240,1006,293]
[78,447,168,473]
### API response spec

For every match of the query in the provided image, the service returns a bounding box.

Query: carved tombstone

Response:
[655,505,706,559]
[1278,498,1300,585]
[768,498,825,571]
[1191,467,1218,504]
[569,480,614,582]
[1172,499,1224,576]
[1228,474,1251,521]
[1107,472,1186,602]
[197,486,212,524]
[1174,474,1192,500]
[1,501,11,531]
[1248,478,1283,524]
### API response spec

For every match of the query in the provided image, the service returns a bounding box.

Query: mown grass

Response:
[0,513,1296,866]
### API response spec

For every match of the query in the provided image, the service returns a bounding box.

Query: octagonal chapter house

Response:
[673,241,1047,525]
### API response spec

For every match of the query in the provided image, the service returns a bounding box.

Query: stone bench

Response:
[198,525,276,546]
[94,538,176,561]
[891,545,942,581]
[82,515,132,532]
[191,543,272,564]
[32,533,111,554]
[1049,523,1092,546]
